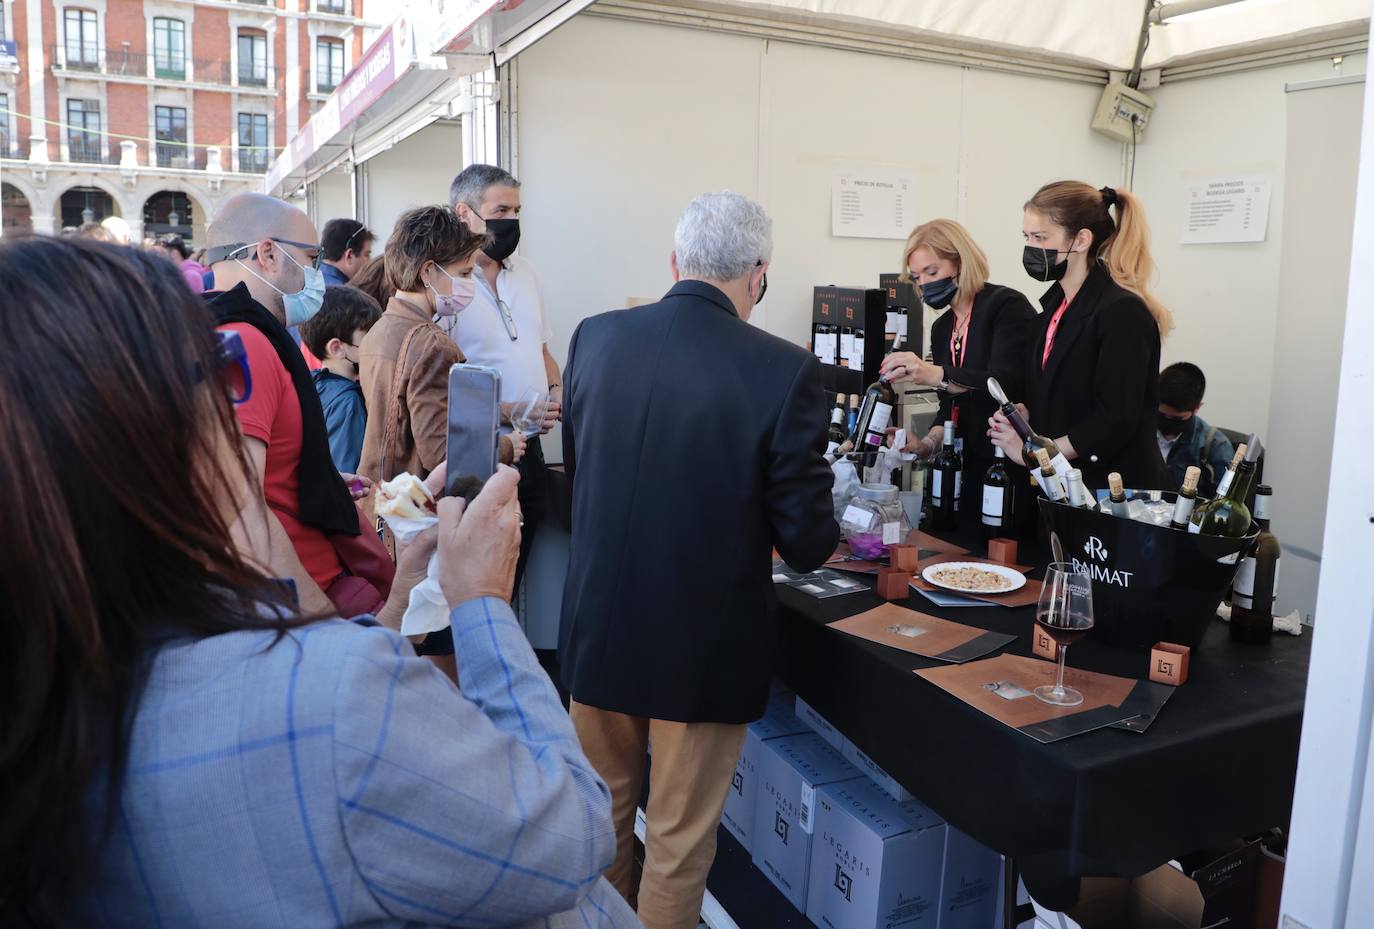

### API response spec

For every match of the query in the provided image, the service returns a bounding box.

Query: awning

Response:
[266,0,594,196]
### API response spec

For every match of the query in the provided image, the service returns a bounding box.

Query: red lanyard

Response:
[1041,298,1070,369]
[948,311,970,368]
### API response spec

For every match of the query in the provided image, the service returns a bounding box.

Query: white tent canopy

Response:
[593,0,1369,75]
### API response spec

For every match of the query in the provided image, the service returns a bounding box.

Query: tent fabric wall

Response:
[601,0,1370,71]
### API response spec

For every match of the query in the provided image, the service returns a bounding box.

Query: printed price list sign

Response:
[1181,175,1272,245]
[832,164,914,240]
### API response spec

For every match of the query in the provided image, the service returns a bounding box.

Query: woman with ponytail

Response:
[989,181,1172,490]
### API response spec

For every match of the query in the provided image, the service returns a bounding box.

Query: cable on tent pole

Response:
[1127,0,1159,89]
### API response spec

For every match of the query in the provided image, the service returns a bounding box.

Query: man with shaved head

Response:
[205,192,387,616]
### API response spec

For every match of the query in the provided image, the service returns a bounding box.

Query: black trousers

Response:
[515,437,549,598]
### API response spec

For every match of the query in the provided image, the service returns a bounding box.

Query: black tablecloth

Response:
[773,514,1310,909]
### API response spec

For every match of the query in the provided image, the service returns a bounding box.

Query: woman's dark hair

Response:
[384,205,489,294]
[300,285,383,359]
[0,237,308,923]
[156,232,190,260]
[350,254,394,309]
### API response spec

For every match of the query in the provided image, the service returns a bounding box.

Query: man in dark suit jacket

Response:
[560,192,838,928]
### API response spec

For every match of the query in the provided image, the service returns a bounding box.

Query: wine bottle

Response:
[825,440,854,465]
[849,374,898,454]
[1230,484,1279,644]
[982,446,1014,542]
[1213,444,1247,499]
[1170,466,1201,531]
[1106,472,1129,518]
[851,327,865,374]
[839,328,854,369]
[1033,448,1066,502]
[985,377,1070,486]
[929,420,960,530]
[951,405,965,460]
[1064,468,1094,509]
[847,395,859,434]
[1189,449,1256,537]
[826,394,848,455]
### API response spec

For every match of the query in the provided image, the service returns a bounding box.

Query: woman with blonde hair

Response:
[990,181,1172,490]
[880,219,1036,492]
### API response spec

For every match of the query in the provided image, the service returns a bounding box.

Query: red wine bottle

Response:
[981,446,1013,542]
[929,420,960,530]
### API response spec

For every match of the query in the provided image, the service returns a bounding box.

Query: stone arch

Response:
[52,178,127,232]
[2,183,35,236]
[139,181,214,247]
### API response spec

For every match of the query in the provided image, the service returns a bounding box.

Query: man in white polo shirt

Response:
[446,164,562,592]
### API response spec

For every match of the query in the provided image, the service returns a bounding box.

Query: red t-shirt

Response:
[220,322,343,590]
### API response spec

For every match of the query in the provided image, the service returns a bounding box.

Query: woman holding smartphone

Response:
[357,206,522,488]
[880,218,1036,489]
[989,181,1172,491]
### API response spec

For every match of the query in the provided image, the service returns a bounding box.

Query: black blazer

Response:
[559,280,839,724]
[929,282,1037,467]
[1027,266,1168,491]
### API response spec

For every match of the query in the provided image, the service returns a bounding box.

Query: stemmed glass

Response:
[1034,562,1095,707]
[509,388,549,438]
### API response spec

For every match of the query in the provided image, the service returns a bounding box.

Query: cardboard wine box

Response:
[939,824,1005,929]
[806,777,947,929]
[796,695,846,751]
[841,739,914,803]
[722,693,810,852]
[752,733,862,909]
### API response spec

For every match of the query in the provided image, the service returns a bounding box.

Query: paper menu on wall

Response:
[832,164,914,240]
[1181,175,1273,244]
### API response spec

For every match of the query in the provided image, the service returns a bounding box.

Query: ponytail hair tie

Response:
[1100,186,1118,208]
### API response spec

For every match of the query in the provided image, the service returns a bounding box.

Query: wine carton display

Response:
[722,694,810,852]
[939,824,1005,929]
[811,286,889,396]
[796,695,846,750]
[1037,499,1258,650]
[752,733,862,909]
[805,778,946,929]
[840,739,913,803]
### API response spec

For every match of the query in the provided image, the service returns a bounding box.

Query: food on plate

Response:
[929,565,1013,592]
[374,472,436,519]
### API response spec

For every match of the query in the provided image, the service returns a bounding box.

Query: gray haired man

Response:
[448,163,563,595]
[559,192,839,928]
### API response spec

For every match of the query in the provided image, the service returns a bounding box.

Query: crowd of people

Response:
[1,168,1230,929]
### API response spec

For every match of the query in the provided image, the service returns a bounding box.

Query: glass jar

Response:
[839,483,911,560]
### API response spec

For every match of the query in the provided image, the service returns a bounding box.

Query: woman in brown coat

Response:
[358,206,522,487]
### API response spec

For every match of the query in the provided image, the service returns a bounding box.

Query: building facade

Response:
[0,0,370,243]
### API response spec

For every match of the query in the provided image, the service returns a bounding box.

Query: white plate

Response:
[921,561,1027,595]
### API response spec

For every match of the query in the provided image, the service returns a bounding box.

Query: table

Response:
[772,517,1311,916]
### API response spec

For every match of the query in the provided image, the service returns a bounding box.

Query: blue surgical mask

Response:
[237,247,325,326]
[920,276,958,310]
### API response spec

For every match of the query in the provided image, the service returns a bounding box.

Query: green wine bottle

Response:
[1189,445,1257,538]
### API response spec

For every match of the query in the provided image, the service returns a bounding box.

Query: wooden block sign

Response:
[1149,642,1191,686]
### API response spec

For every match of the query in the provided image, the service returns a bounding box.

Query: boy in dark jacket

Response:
[301,285,382,473]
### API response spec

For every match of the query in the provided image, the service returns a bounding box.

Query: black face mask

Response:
[1022,244,1070,283]
[483,218,521,263]
[919,276,957,310]
[1157,412,1193,438]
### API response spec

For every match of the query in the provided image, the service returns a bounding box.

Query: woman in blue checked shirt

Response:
[0,237,638,929]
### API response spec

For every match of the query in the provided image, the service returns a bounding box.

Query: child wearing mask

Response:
[302,285,383,473]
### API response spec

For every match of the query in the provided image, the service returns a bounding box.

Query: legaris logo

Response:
[1072,534,1134,587]
[774,812,789,846]
[833,863,853,902]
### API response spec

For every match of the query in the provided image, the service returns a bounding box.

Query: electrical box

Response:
[1091,81,1155,143]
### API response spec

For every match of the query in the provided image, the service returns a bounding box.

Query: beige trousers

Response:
[571,700,747,929]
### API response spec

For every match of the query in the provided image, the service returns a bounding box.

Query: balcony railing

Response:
[58,41,100,71]
[238,149,271,173]
[317,0,348,12]
[156,141,191,168]
[66,138,122,165]
[51,46,274,88]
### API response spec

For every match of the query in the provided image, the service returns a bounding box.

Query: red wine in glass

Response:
[1034,563,1095,707]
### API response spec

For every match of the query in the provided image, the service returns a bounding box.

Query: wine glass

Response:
[1034,562,1095,707]
[509,387,548,437]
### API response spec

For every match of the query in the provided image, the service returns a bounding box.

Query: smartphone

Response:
[446,364,502,501]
